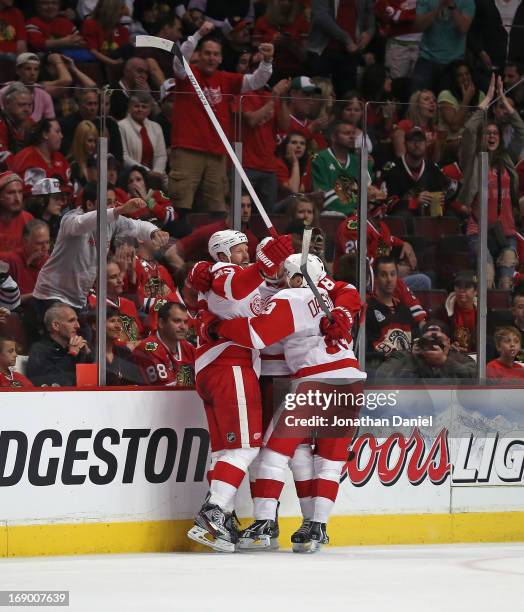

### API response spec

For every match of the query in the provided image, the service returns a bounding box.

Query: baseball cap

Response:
[290,76,321,94]
[16,52,40,67]
[405,126,426,141]
[31,177,63,196]
[454,270,478,288]
[160,78,176,102]
[421,320,452,339]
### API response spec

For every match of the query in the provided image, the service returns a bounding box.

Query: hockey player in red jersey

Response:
[204,253,366,552]
[187,229,294,552]
[133,301,195,387]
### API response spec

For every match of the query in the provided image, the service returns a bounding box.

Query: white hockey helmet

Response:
[283,253,325,288]
[208,230,249,262]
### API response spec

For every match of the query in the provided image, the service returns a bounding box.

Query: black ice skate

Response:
[308,521,329,552]
[291,518,312,553]
[187,502,239,553]
[238,519,280,551]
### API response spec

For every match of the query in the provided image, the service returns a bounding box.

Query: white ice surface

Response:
[0,544,523,612]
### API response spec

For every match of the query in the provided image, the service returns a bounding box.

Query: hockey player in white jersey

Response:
[204,253,367,552]
[187,229,293,552]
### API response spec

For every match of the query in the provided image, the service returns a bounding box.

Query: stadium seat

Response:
[0,57,16,84]
[319,216,343,238]
[383,216,407,237]
[436,254,472,289]
[414,289,448,314]
[76,62,106,87]
[413,217,461,242]
[487,290,511,310]
[250,214,288,239]
[438,233,470,254]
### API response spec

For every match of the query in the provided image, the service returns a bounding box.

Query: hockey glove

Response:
[190,309,220,344]
[320,306,354,346]
[255,234,293,278]
[188,261,213,293]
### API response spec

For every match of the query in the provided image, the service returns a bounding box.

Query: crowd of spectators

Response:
[1,0,524,388]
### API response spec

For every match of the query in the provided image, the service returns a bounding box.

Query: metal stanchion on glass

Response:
[95,87,109,386]
[357,104,369,368]
[477,149,489,384]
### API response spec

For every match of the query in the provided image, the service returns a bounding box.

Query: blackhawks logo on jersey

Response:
[119,314,139,343]
[145,341,158,352]
[176,364,195,388]
[346,219,357,231]
[334,176,358,204]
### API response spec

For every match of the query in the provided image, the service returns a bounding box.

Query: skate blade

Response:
[187,525,235,553]
[238,536,279,551]
[292,540,322,554]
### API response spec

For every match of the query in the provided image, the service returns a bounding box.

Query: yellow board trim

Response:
[2,513,524,557]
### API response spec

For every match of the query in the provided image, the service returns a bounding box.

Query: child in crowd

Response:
[0,335,32,388]
[487,326,524,380]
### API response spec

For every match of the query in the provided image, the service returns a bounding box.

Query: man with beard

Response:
[382,126,456,232]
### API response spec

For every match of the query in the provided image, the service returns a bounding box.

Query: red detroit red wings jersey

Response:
[133,332,195,387]
[171,67,244,156]
[10,146,72,194]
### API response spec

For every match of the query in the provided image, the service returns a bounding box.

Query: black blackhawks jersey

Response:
[366,296,418,356]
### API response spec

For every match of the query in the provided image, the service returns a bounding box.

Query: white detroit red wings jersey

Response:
[196,262,265,375]
[259,281,289,376]
[218,287,366,381]
[259,276,363,377]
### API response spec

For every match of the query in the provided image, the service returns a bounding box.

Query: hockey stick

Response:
[300,227,333,321]
[135,35,278,238]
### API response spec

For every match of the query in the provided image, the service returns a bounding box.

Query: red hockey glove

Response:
[188,261,212,293]
[256,234,293,278]
[320,307,354,346]
[189,309,220,344]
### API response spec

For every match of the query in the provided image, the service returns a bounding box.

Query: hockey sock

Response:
[290,444,315,519]
[248,453,262,499]
[209,447,259,512]
[252,448,289,520]
[311,455,345,524]
[207,450,223,485]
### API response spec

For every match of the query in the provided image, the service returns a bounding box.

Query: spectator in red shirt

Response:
[169,21,274,214]
[0,171,33,252]
[253,0,309,81]
[10,118,72,195]
[275,130,312,195]
[487,326,524,380]
[0,218,49,300]
[236,78,291,211]
[0,0,27,58]
[0,82,33,170]
[26,0,86,54]
[279,76,328,151]
[88,261,144,347]
[80,0,130,69]
[284,194,320,227]
[433,270,477,355]
[133,300,195,387]
[0,336,33,388]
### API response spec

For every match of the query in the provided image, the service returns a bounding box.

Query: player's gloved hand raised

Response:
[256,234,293,278]
[320,307,353,346]
[189,309,220,344]
[188,261,212,293]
